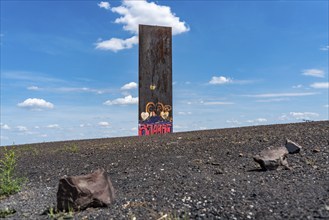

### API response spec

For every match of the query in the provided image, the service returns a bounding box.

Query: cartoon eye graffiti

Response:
[146,102,157,117]
[160,104,172,120]
[164,105,172,112]
[156,102,164,114]
[142,102,172,120]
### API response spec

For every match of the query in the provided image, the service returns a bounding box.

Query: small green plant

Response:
[0,207,16,218]
[48,207,55,219]
[47,206,74,220]
[63,144,79,153]
[0,148,25,196]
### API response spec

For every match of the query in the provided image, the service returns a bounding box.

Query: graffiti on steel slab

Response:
[139,102,172,135]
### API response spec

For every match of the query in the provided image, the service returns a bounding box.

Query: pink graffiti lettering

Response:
[138,123,172,136]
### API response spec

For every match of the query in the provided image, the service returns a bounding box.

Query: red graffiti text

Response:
[138,123,172,136]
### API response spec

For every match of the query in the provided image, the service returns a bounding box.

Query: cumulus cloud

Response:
[302,69,325,78]
[98,121,110,127]
[98,1,110,10]
[96,36,138,52]
[96,0,189,52]
[1,124,10,130]
[46,124,60,129]
[18,98,54,110]
[310,82,329,89]
[209,76,232,85]
[121,82,138,90]
[103,95,138,105]
[290,112,319,120]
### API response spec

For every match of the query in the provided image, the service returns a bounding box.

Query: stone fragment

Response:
[57,169,115,211]
[253,147,290,171]
[312,148,320,153]
[285,139,302,154]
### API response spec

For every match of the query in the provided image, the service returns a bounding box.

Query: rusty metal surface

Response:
[138,25,172,136]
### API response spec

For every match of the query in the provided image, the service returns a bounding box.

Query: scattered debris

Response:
[253,147,290,171]
[285,139,302,154]
[57,168,115,211]
[211,162,220,166]
[312,148,320,153]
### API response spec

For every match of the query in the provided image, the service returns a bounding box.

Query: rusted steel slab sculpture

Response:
[138,24,173,136]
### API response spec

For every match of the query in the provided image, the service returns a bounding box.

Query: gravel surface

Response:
[0,121,329,219]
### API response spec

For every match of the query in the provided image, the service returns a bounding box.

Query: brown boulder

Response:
[57,168,115,211]
[253,147,290,171]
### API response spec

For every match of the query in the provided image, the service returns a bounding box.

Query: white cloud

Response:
[246,118,267,124]
[24,84,108,94]
[3,71,65,83]
[256,118,267,122]
[203,101,234,105]
[96,0,189,52]
[103,95,138,105]
[17,126,28,132]
[320,45,329,51]
[292,84,303,89]
[112,0,189,35]
[302,69,325,78]
[324,104,329,108]
[98,121,110,127]
[256,98,289,103]
[310,82,329,89]
[17,98,54,110]
[46,124,60,129]
[56,87,105,94]
[209,76,232,85]
[98,1,110,10]
[1,124,10,130]
[278,114,289,121]
[290,112,319,120]
[96,35,138,52]
[177,111,192,115]
[121,82,138,90]
[226,120,241,125]
[27,86,40,91]
[244,92,317,98]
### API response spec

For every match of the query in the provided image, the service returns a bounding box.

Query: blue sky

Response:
[1,0,328,146]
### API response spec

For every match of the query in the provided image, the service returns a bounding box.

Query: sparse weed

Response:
[47,206,74,220]
[0,207,16,218]
[63,144,79,153]
[17,145,40,156]
[305,157,316,166]
[0,148,25,196]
